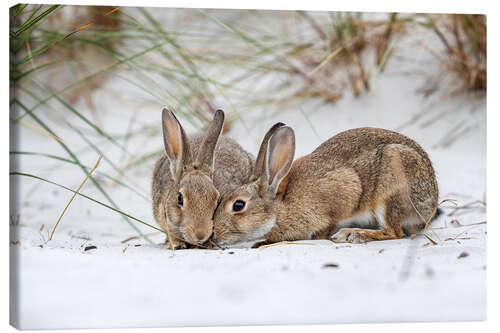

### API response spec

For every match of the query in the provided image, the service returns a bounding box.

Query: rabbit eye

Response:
[232,200,246,212]
[177,192,183,207]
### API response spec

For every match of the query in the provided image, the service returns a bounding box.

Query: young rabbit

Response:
[211,124,439,248]
[152,109,254,249]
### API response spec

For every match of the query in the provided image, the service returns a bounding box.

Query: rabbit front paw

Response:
[165,238,188,250]
[330,228,366,244]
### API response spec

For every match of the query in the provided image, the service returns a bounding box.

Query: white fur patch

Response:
[374,205,386,227]
[222,219,276,248]
[337,211,375,229]
[246,219,276,241]
[336,205,386,230]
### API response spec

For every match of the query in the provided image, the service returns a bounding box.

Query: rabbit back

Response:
[272,127,438,243]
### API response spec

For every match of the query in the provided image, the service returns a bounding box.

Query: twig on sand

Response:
[447,200,486,216]
[258,241,316,249]
[423,234,438,245]
[434,219,485,229]
[49,155,102,241]
[438,198,458,208]
[464,221,487,226]
[448,224,486,241]
[121,235,141,244]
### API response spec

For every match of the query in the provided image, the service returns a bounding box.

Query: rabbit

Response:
[152,108,254,249]
[211,123,439,248]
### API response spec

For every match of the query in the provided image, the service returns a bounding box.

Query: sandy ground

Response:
[10,10,486,329]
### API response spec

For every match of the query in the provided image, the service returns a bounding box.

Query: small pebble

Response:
[378,249,385,254]
[228,251,234,254]
[458,251,469,259]
[84,245,97,251]
[322,263,339,269]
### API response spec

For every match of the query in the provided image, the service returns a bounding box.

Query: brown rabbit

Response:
[152,109,254,249]
[211,124,439,248]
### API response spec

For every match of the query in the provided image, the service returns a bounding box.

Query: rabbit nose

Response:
[194,230,207,243]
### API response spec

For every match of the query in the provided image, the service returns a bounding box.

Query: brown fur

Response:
[152,109,254,249]
[212,126,438,247]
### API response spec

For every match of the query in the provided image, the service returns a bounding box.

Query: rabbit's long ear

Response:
[263,126,295,196]
[162,108,192,181]
[253,122,285,181]
[194,109,224,175]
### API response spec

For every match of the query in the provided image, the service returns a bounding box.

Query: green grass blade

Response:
[14,86,150,199]
[13,99,153,243]
[10,60,61,82]
[11,5,61,37]
[10,172,164,234]
[10,151,151,202]
[10,4,29,19]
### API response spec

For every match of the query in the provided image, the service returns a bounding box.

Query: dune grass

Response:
[428,14,486,91]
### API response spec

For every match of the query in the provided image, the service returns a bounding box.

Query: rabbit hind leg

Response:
[330,195,406,243]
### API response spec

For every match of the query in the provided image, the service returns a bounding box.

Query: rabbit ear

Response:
[194,109,225,174]
[253,122,286,181]
[264,126,295,196]
[162,108,192,181]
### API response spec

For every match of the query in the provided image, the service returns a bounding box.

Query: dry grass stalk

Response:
[289,13,402,102]
[374,13,402,71]
[423,234,438,245]
[430,14,486,92]
[408,197,458,245]
[447,199,486,216]
[17,119,64,143]
[258,241,316,249]
[49,154,103,240]
[63,6,122,40]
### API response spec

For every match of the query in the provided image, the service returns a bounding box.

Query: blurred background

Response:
[9,5,486,329]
